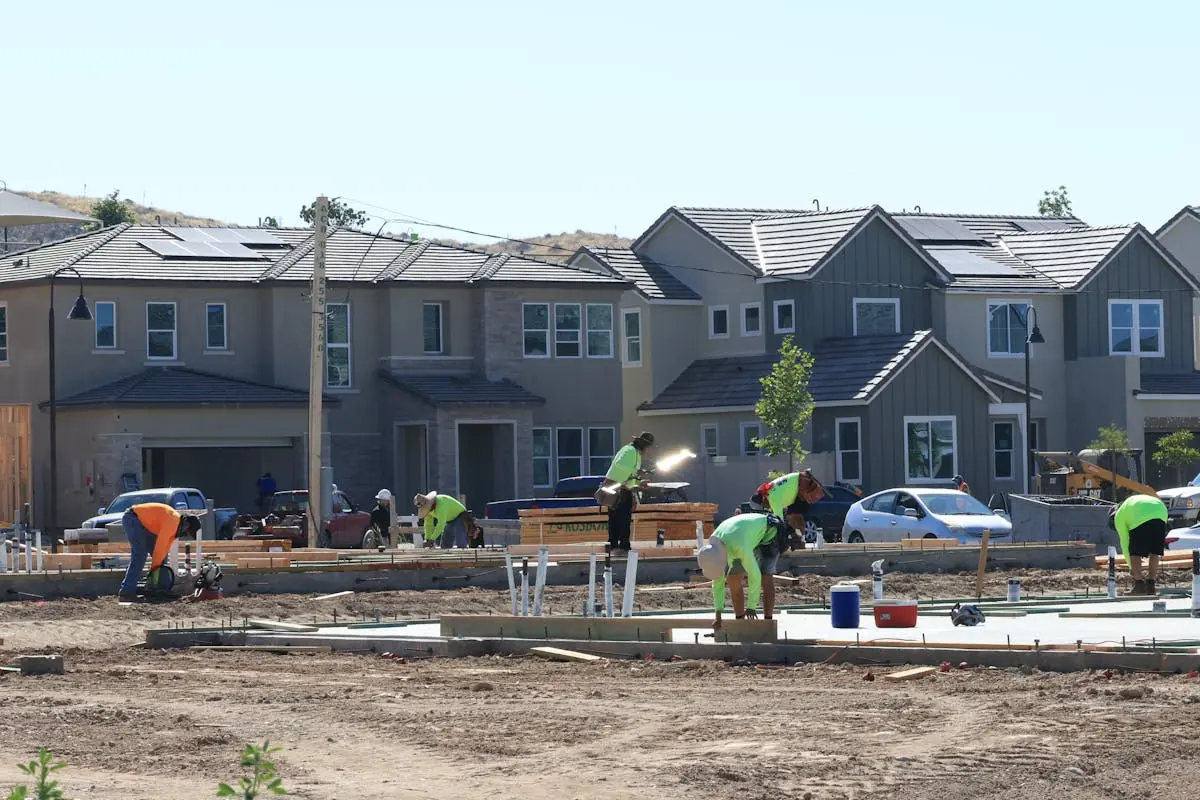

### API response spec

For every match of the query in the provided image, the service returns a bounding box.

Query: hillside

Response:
[435,230,633,261]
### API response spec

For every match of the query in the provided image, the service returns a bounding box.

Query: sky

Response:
[3,1,1198,243]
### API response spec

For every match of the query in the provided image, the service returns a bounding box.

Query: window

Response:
[1109,299,1163,357]
[709,305,729,339]
[701,424,718,457]
[326,302,351,388]
[532,428,552,488]
[0,302,6,363]
[554,303,581,358]
[986,300,1030,357]
[836,418,862,484]
[741,302,762,336]
[205,303,227,350]
[588,427,616,474]
[523,303,549,357]
[904,416,957,482]
[622,309,642,365]
[863,491,897,513]
[422,303,443,354]
[740,422,761,456]
[556,428,583,479]
[94,301,116,349]
[146,302,177,360]
[993,421,1015,480]
[853,298,900,336]
[773,299,795,334]
[586,303,613,358]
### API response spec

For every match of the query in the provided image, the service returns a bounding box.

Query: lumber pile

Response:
[517,503,717,546]
[1093,550,1199,570]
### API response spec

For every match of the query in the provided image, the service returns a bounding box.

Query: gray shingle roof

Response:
[996,226,1135,289]
[806,331,933,402]
[749,208,874,276]
[380,371,545,406]
[41,367,336,409]
[670,207,807,267]
[578,247,701,301]
[892,212,1089,243]
[923,245,1059,290]
[1135,373,1200,395]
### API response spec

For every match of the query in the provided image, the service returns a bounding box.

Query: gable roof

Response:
[892,212,1089,244]
[40,367,338,410]
[1154,206,1200,238]
[379,371,545,406]
[575,247,701,301]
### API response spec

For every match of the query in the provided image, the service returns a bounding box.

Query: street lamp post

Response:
[1024,306,1045,494]
[47,265,92,539]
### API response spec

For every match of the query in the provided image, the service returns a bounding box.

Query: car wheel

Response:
[804,519,822,543]
[218,524,233,541]
[848,532,865,544]
[361,527,384,550]
[923,533,938,539]
[317,529,333,549]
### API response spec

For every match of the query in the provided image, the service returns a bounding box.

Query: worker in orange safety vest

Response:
[118,502,202,602]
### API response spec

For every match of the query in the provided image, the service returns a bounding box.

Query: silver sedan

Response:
[841,488,1013,544]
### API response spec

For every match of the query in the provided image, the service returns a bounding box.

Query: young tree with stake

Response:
[753,335,816,473]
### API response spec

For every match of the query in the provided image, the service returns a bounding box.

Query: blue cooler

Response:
[830,582,861,629]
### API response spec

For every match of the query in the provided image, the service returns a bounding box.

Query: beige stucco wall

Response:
[1158,214,1200,286]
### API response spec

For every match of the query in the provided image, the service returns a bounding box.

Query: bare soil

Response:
[1,566,1197,800]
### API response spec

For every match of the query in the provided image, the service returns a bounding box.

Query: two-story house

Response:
[0,224,628,528]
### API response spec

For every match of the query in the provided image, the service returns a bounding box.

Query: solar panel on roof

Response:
[1013,218,1078,233]
[164,227,285,246]
[896,216,984,243]
[138,239,265,260]
[926,248,1022,277]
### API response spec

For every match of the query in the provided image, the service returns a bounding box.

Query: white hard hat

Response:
[375,489,393,501]
[696,536,727,581]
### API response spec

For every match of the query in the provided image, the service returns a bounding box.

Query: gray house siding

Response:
[765,218,937,352]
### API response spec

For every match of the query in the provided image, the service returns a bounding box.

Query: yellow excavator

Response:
[1033,449,1157,501]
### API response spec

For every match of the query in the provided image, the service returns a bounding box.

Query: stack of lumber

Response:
[517,503,717,546]
[1093,550,1200,570]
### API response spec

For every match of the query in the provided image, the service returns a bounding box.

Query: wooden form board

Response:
[520,519,713,546]
[91,539,294,553]
[439,614,777,643]
[883,666,939,681]
[531,646,603,663]
[0,405,31,528]
[517,502,719,518]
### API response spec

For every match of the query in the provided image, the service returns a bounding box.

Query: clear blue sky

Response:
[4,1,1197,242]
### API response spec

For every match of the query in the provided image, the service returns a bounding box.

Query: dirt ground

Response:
[2,566,1198,800]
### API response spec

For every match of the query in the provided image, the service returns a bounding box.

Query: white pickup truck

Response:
[1157,472,1200,528]
[81,487,239,539]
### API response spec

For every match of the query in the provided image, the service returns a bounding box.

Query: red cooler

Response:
[873,599,918,628]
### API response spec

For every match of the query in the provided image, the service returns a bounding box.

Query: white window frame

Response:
[205,302,228,351]
[852,297,901,336]
[93,300,117,350]
[621,308,642,367]
[1108,298,1165,358]
[422,302,444,355]
[585,303,613,359]
[522,302,550,359]
[700,424,719,458]
[835,417,862,484]
[993,420,1016,480]
[903,415,958,484]
[145,301,178,361]
[555,426,584,479]
[587,426,617,475]
[325,302,352,389]
[740,422,762,456]
[554,302,582,359]
[985,298,1031,359]
[709,305,730,339]
[0,301,7,363]
[773,299,795,334]
[532,427,553,488]
[740,302,762,337]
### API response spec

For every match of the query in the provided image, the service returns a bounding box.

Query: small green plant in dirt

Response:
[217,742,289,799]
[6,747,67,800]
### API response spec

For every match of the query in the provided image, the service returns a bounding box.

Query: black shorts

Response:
[1129,518,1168,557]
[728,547,780,579]
[786,498,811,518]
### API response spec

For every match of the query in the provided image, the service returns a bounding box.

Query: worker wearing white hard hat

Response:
[369,489,393,539]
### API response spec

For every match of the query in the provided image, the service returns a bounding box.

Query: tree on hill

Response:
[299,199,368,230]
[1037,185,1073,217]
[1153,430,1200,486]
[88,190,137,229]
[262,216,280,229]
[754,335,816,473]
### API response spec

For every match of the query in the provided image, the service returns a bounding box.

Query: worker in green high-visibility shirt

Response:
[1109,493,1170,596]
[696,513,787,630]
[599,431,654,555]
[414,490,469,548]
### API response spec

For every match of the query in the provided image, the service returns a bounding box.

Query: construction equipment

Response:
[1033,450,1157,502]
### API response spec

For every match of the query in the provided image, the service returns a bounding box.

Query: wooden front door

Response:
[0,405,32,526]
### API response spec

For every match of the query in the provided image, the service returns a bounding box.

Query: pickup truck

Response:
[81,487,239,539]
[1158,472,1200,528]
[234,489,375,549]
[483,476,690,520]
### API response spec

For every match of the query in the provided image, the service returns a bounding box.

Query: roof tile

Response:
[44,367,335,409]
[580,247,701,300]
[380,371,545,406]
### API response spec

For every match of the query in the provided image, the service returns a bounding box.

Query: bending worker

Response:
[599,431,655,556]
[696,513,787,630]
[755,469,828,538]
[1110,493,1170,596]
[414,490,469,549]
[118,502,202,602]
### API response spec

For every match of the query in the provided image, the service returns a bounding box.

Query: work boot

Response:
[1145,579,1157,596]
[117,592,138,603]
[1126,580,1146,596]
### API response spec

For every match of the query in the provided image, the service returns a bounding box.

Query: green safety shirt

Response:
[765,472,800,518]
[1113,494,1169,564]
[710,514,777,614]
[423,494,467,542]
[605,444,642,489]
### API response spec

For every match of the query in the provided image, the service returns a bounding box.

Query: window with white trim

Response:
[853,297,900,336]
[0,302,6,363]
[986,300,1030,357]
[532,428,552,488]
[326,302,351,388]
[523,303,549,357]
[621,309,642,365]
[556,428,583,479]
[1109,299,1163,357]
[904,416,957,482]
[586,303,613,358]
[740,422,761,456]
[422,302,443,354]
[94,301,117,350]
[146,302,177,360]
[205,303,228,350]
[588,427,616,474]
[836,418,862,484]
[773,299,795,334]
[741,302,762,336]
[554,303,582,358]
[709,305,729,339]
[993,421,1015,480]
[701,424,718,457]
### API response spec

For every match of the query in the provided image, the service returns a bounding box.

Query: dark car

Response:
[484,476,690,520]
[740,483,863,543]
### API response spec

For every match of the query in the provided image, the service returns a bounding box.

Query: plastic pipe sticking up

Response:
[1107,546,1118,599]
[695,520,705,551]
[585,552,597,617]
[621,550,640,617]
[1192,551,1200,619]
[34,531,42,573]
[1,539,8,573]
[533,546,549,616]
[603,551,614,618]
[1007,578,1021,603]
[871,559,885,601]
[520,557,530,617]
[505,553,518,616]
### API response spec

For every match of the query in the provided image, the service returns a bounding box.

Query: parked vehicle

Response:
[1165,524,1200,551]
[235,489,374,549]
[841,488,1013,544]
[81,487,239,539]
[483,476,690,520]
[1157,472,1200,528]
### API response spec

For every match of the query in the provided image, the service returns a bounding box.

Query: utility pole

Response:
[307,196,329,549]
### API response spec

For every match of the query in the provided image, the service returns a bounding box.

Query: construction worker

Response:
[599,431,654,556]
[118,503,202,602]
[696,513,788,630]
[414,491,469,548]
[755,469,827,539]
[255,472,277,513]
[1110,494,1170,596]
[371,489,393,536]
[953,475,971,495]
